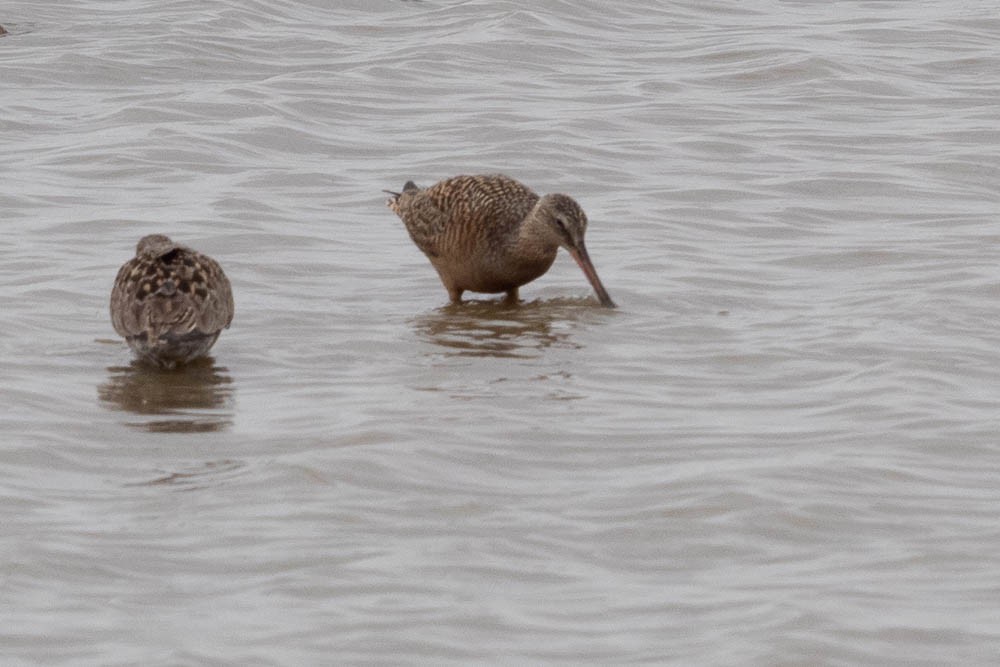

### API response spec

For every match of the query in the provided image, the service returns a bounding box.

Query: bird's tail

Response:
[384,181,420,211]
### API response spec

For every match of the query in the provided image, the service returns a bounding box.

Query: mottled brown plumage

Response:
[110,234,234,368]
[386,174,615,307]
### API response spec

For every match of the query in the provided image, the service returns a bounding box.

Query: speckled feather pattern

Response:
[386,173,615,306]
[389,174,540,260]
[110,235,234,367]
[386,174,565,299]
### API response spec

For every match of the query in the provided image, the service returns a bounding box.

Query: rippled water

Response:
[3,0,1000,663]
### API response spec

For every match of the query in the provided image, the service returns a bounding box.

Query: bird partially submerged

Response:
[386,174,615,307]
[110,234,234,368]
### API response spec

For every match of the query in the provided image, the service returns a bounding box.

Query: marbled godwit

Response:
[385,174,616,307]
[110,234,234,368]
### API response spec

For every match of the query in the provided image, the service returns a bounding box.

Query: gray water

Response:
[3,0,1000,664]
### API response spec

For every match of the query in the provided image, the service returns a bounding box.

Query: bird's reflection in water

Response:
[98,356,234,432]
[411,296,602,358]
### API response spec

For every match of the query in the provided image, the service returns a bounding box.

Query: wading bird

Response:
[110,234,234,368]
[386,174,615,307]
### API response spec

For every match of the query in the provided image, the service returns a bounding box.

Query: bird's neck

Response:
[510,205,559,262]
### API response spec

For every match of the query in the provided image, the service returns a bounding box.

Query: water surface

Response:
[2,0,1000,663]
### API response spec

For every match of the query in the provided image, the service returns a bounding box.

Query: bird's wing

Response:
[110,257,147,338]
[110,250,233,340]
[389,174,541,259]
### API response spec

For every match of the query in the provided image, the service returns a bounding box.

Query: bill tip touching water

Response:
[110,234,234,369]
[386,174,616,308]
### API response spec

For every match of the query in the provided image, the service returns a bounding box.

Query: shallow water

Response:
[3,0,1000,663]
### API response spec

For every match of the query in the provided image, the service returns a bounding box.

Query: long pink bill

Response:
[568,244,616,308]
